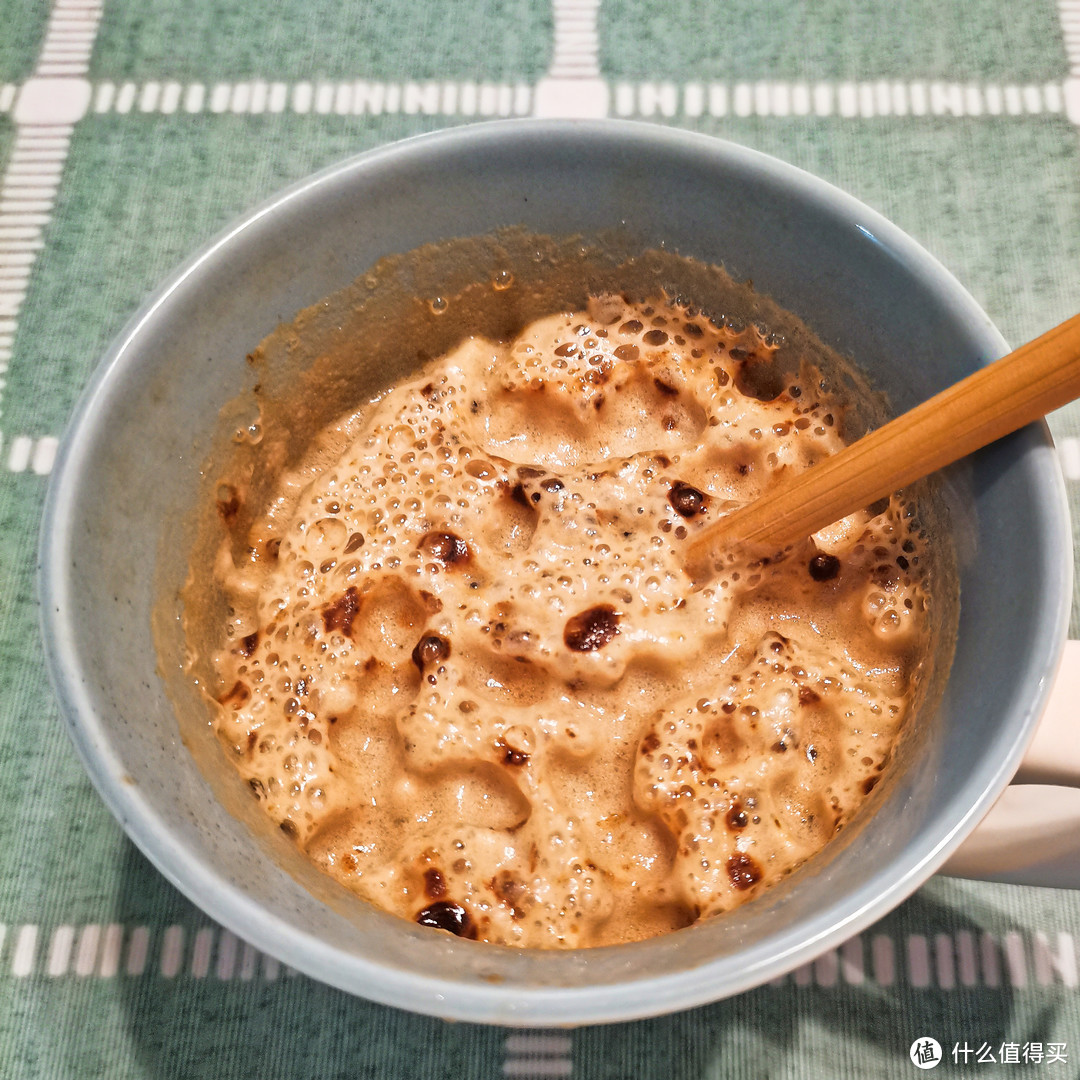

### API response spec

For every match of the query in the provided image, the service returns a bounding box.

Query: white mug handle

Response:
[941,639,1080,888]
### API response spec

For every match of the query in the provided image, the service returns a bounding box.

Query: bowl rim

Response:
[38,117,1073,1025]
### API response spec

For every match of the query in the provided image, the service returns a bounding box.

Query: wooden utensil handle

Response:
[687,311,1080,562]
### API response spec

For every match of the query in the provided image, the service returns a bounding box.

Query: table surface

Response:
[3,1,1080,1077]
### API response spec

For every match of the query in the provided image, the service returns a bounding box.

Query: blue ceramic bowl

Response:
[39,120,1071,1025]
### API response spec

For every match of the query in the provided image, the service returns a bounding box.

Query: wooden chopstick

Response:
[685,311,1080,572]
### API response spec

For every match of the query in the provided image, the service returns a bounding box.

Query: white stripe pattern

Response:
[46,923,75,976]
[69,77,1075,120]
[1060,0,1080,74]
[549,0,601,78]
[11,924,37,977]
[36,0,104,77]
[532,0,608,117]
[503,1033,573,1077]
[124,926,149,976]
[0,128,73,425]
[615,79,1065,119]
[0,0,103,437]
[2,923,1078,990]
[159,925,184,978]
[99,923,123,977]
[1057,0,1080,121]
[91,79,532,118]
[6,434,57,473]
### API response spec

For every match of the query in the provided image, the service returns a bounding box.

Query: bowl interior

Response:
[40,120,1070,1025]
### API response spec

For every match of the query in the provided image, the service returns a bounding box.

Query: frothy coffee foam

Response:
[208,294,934,948]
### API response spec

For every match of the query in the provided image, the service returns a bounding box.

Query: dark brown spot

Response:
[498,738,529,766]
[421,382,436,398]
[653,377,679,397]
[721,701,737,714]
[808,554,840,581]
[554,342,578,357]
[217,681,250,708]
[264,537,281,561]
[237,632,258,657]
[248,777,264,799]
[863,775,880,795]
[491,871,531,918]
[419,589,443,613]
[668,481,708,518]
[517,466,545,479]
[866,497,890,517]
[344,532,365,554]
[806,744,818,763]
[641,732,660,754]
[683,321,704,338]
[564,604,620,651]
[509,482,531,508]
[613,344,639,362]
[322,586,361,636]
[726,852,762,890]
[643,329,669,346]
[279,819,298,839]
[412,634,450,671]
[216,485,240,523]
[798,685,821,706]
[540,477,564,493]
[420,530,470,566]
[619,319,643,334]
[415,900,476,938]
[725,801,749,830]
[896,554,910,570]
[423,867,447,899]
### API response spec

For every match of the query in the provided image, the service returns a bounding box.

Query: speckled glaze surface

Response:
[38,120,1071,1025]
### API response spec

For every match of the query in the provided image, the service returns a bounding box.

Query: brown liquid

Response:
[201,288,939,949]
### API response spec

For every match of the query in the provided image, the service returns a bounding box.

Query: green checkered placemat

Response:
[2,1,1080,1076]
